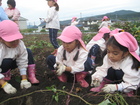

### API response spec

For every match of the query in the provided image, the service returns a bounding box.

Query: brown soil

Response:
[0,34,140,105]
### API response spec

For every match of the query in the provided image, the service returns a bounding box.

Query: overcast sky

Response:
[1,0,140,25]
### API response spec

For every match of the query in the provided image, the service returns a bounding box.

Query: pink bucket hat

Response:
[57,26,86,50]
[54,0,57,2]
[71,17,77,22]
[102,16,109,21]
[110,28,124,35]
[0,20,23,42]
[93,27,111,41]
[47,0,57,3]
[113,32,140,62]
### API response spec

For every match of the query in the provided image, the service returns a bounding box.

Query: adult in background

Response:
[0,0,9,22]
[5,0,20,24]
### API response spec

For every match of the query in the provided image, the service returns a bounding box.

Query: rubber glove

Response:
[102,84,118,93]
[91,79,100,87]
[20,79,31,89]
[56,63,66,76]
[2,82,17,94]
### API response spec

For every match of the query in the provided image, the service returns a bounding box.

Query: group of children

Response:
[46,24,140,97]
[0,0,140,97]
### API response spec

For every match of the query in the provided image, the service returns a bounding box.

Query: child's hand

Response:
[39,18,45,22]
[20,79,31,89]
[2,82,17,94]
[55,63,66,76]
[91,79,100,87]
[102,84,117,93]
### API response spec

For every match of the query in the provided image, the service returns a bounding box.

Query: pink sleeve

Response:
[12,8,20,21]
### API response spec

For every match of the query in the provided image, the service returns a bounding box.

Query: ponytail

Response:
[132,56,140,71]
[63,50,67,60]
[73,44,80,61]
[54,3,59,11]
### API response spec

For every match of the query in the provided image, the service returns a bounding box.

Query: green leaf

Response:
[15,76,21,83]
[52,88,57,93]
[46,87,52,90]
[54,95,59,102]
[62,86,66,90]
[98,99,112,105]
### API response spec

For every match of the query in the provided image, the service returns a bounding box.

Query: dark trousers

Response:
[49,28,59,49]
[46,55,93,72]
[0,48,34,73]
[105,67,124,84]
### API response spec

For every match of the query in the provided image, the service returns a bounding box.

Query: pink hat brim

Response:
[92,33,104,41]
[102,16,108,21]
[58,36,86,50]
[78,38,86,50]
[58,35,74,43]
[2,33,23,42]
[114,33,140,62]
[130,51,140,62]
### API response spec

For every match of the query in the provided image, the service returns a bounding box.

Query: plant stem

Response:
[0,89,93,105]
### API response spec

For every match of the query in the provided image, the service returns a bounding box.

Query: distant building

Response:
[18,16,28,30]
[36,21,46,32]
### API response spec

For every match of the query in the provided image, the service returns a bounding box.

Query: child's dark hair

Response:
[63,40,80,61]
[106,36,140,71]
[54,2,59,11]
[51,0,59,11]
[7,0,16,8]
[103,33,110,41]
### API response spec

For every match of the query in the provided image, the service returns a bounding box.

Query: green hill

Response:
[95,10,140,21]
[60,10,140,25]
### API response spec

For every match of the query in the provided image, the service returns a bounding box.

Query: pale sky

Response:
[2,0,140,25]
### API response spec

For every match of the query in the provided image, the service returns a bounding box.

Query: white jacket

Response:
[0,40,28,79]
[45,6,60,29]
[92,55,140,92]
[86,38,106,52]
[56,45,88,74]
[98,21,109,29]
[71,20,80,26]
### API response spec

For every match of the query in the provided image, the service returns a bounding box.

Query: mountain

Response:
[106,10,138,15]
[95,10,140,20]
[60,10,140,25]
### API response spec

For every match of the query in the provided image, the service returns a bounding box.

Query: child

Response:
[71,17,80,26]
[45,0,60,55]
[0,0,9,22]
[86,27,110,66]
[0,20,39,94]
[90,32,140,96]
[46,26,93,88]
[98,16,111,29]
[5,0,20,24]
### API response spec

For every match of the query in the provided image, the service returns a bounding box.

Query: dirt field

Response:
[0,34,140,105]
